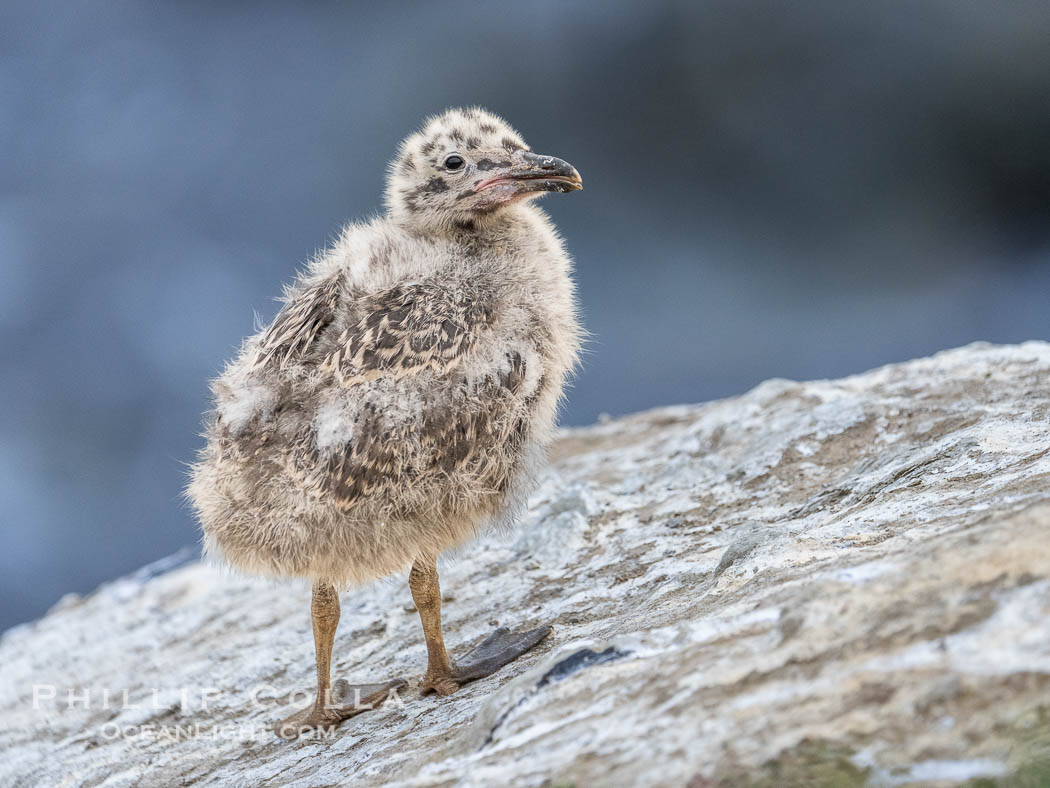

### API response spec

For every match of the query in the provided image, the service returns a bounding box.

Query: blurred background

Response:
[2,0,1049,631]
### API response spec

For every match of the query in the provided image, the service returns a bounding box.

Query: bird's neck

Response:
[392,203,542,245]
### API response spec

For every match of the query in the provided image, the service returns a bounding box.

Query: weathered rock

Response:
[1,342,1049,787]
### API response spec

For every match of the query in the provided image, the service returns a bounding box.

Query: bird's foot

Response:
[421,625,551,696]
[274,678,406,740]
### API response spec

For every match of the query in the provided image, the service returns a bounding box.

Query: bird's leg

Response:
[275,581,405,740]
[408,559,457,695]
[409,558,551,697]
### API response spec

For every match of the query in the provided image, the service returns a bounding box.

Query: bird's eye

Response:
[443,154,465,171]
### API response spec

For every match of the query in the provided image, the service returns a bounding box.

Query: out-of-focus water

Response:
[2,0,1048,629]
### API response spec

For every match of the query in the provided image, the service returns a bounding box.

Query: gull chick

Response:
[188,107,583,738]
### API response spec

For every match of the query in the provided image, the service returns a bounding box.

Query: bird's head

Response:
[385,107,582,234]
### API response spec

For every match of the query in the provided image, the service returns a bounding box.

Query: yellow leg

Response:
[409,557,551,697]
[274,581,405,740]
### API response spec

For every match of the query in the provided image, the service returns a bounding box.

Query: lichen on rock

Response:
[1,342,1049,786]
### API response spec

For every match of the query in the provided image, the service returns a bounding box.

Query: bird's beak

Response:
[474,152,583,196]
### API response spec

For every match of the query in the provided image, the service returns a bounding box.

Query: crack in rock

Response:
[480,647,627,749]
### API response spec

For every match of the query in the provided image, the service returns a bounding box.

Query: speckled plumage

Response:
[188,108,582,589]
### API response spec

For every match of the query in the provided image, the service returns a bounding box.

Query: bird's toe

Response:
[274,678,406,740]
[420,673,461,697]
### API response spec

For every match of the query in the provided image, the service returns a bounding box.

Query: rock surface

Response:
[2,342,1050,787]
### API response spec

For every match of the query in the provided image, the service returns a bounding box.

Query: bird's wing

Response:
[254,271,493,382]
[318,281,494,384]
[246,272,531,511]
[255,273,343,369]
